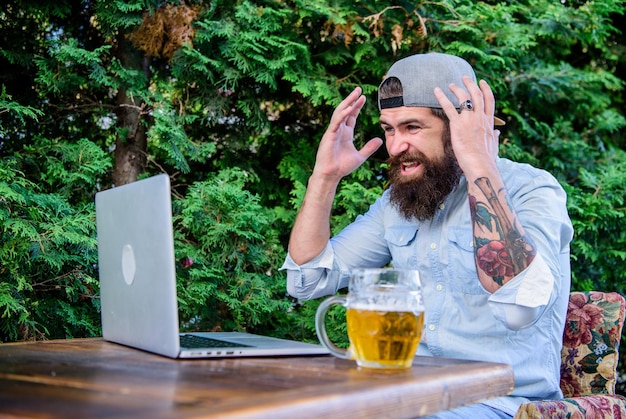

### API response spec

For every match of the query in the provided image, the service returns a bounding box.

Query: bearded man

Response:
[281,53,573,418]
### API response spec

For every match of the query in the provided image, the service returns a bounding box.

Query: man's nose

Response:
[386,133,411,157]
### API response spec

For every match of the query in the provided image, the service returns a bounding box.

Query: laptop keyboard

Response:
[180,334,252,349]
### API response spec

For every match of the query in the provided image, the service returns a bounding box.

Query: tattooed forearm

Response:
[471,177,536,286]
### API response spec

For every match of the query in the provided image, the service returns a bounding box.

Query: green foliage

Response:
[0,138,111,341]
[34,40,111,99]
[147,91,214,173]
[172,168,293,333]
[565,148,626,292]
[0,87,43,133]
[20,138,113,204]
[332,165,385,234]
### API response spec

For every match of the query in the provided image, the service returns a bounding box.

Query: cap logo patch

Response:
[379,96,404,109]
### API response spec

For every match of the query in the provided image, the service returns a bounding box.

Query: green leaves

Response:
[0,87,44,129]
[173,168,292,334]
[0,143,106,341]
[566,149,626,292]
[20,138,112,204]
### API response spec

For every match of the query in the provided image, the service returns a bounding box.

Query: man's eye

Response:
[408,125,420,132]
[383,126,394,133]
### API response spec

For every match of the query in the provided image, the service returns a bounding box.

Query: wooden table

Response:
[0,338,513,418]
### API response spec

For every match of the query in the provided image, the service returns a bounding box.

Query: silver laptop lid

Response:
[96,174,181,358]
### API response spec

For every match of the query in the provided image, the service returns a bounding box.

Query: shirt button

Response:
[430,243,437,250]
[436,284,443,291]
[469,241,474,248]
[439,203,445,210]
[428,324,436,331]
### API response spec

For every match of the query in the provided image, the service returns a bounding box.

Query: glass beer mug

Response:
[315,268,424,369]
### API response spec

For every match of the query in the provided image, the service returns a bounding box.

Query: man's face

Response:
[379,106,461,221]
[380,106,447,178]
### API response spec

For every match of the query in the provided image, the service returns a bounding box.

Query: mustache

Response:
[386,151,428,167]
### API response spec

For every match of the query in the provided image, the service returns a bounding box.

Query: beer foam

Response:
[351,302,415,312]
[348,285,424,312]
[350,297,423,313]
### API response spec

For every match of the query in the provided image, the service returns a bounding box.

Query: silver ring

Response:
[459,99,474,111]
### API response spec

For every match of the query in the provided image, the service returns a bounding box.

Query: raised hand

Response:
[433,77,499,178]
[313,87,383,181]
[288,88,382,264]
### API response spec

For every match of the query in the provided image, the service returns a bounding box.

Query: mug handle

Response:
[315,296,352,360]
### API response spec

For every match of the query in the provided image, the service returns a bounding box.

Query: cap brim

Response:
[494,116,506,126]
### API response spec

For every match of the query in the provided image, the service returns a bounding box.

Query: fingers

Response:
[332,87,365,126]
[460,77,497,126]
[478,79,496,125]
[433,86,458,121]
[445,77,484,119]
[434,76,496,127]
[434,79,478,120]
[359,137,384,159]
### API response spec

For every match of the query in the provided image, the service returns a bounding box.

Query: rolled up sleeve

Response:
[280,195,393,301]
[281,243,348,300]
[488,253,555,330]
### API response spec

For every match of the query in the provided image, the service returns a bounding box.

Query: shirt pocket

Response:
[447,226,485,295]
[384,225,418,268]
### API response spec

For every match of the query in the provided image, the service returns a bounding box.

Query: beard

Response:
[387,141,462,221]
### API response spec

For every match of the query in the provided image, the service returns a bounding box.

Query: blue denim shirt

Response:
[281,158,574,415]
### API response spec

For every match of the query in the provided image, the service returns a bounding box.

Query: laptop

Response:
[95,174,329,359]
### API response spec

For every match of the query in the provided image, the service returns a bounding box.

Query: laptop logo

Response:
[121,244,136,285]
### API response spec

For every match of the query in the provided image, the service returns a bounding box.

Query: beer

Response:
[315,268,424,369]
[347,307,424,369]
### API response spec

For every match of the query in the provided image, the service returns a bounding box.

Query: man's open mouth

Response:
[400,161,422,176]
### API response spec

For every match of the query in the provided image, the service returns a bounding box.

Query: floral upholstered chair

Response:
[515,291,626,419]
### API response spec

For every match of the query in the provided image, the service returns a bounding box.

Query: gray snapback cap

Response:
[378,52,505,125]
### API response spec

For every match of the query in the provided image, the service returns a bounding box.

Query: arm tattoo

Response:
[470,177,536,286]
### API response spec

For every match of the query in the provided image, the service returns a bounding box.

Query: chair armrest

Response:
[514,394,626,419]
